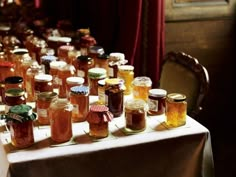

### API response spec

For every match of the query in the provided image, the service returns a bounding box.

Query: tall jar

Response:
[105,78,125,117]
[166,93,187,127]
[88,68,107,96]
[49,98,73,143]
[36,92,58,125]
[148,89,167,115]
[69,85,89,122]
[118,65,134,95]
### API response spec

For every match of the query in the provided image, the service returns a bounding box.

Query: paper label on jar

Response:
[72,104,79,114]
[57,78,62,85]
[148,99,159,112]
[108,67,114,77]
[0,96,2,102]
[37,108,48,118]
[77,70,85,78]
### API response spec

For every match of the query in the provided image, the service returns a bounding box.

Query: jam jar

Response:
[36,92,58,125]
[118,65,134,95]
[108,52,127,78]
[69,85,89,122]
[41,55,58,74]
[2,104,36,148]
[49,98,73,143]
[57,45,75,64]
[148,89,167,115]
[34,74,53,98]
[89,45,104,66]
[124,99,148,133]
[88,68,107,96]
[105,78,125,117]
[4,88,26,113]
[86,105,113,138]
[166,93,187,127]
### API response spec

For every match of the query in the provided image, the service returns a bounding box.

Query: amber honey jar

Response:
[88,68,107,95]
[166,93,187,127]
[0,104,36,148]
[132,76,152,102]
[69,85,89,122]
[49,98,73,143]
[148,89,167,115]
[11,48,29,76]
[36,92,58,125]
[34,74,53,99]
[118,65,134,95]
[124,99,148,133]
[86,105,113,138]
[105,78,125,117]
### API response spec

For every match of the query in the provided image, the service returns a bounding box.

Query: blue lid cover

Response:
[70,85,89,95]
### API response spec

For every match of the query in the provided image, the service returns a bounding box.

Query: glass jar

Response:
[118,65,134,95]
[49,98,73,143]
[132,76,152,102]
[41,55,58,74]
[148,89,167,115]
[88,68,107,96]
[4,88,26,113]
[69,86,89,122]
[105,78,125,117]
[108,52,127,78]
[3,104,36,148]
[47,36,71,54]
[66,76,84,98]
[89,45,104,66]
[96,53,109,74]
[49,61,67,89]
[0,61,15,82]
[97,79,106,105]
[36,92,58,125]
[34,74,53,98]
[57,45,75,64]
[86,105,113,138]
[166,93,187,127]
[124,99,148,133]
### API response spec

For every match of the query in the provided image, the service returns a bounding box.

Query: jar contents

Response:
[124,99,147,133]
[148,89,167,115]
[118,65,134,95]
[86,105,113,138]
[166,93,187,127]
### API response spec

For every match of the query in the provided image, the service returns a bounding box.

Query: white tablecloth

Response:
[0,97,214,177]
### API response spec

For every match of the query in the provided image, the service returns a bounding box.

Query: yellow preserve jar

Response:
[118,65,134,95]
[166,93,187,127]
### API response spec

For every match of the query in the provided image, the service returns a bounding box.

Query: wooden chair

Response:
[159,51,210,118]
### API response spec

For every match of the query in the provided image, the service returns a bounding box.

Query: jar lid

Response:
[118,65,134,71]
[5,76,23,84]
[0,61,14,68]
[167,93,186,102]
[97,53,109,60]
[35,74,52,82]
[109,52,125,61]
[70,85,89,94]
[125,99,148,111]
[105,78,124,86]
[48,36,71,43]
[66,77,84,85]
[132,76,152,87]
[88,68,107,79]
[5,88,25,97]
[98,79,106,86]
[59,45,75,51]
[49,61,67,69]
[77,55,92,61]
[90,105,109,112]
[0,25,10,31]
[37,92,58,101]
[41,55,58,62]
[2,104,37,123]
[89,45,104,54]
[13,48,28,55]
[87,105,113,123]
[149,89,167,97]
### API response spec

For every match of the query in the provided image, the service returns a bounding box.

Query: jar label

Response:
[108,67,114,77]
[148,99,159,112]
[57,78,62,85]
[77,70,85,78]
[72,104,79,114]
[37,108,48,117]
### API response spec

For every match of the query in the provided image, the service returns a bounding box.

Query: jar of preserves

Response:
[0,61,15,82]
[47,36,71,53]
[36,92,58,125]
[69,85,89,122]
[49,61,67,89]
[118,65,134,95]
[34,74,53,98]
[132,76,152,102]
[96,53,109,74]
[57,45,75,64]
[86,105,113,138]
[124,99,148,133]
[89,45,104,66]
[66,76,84,98]
[1,104,36,148]
[49,98,73,143]
[166,93,187,127]
[88,68,107,96]
[97,79,106,105]
[5,88,26,113]
[105,78,125,117]
[108,52,127,78]
[31,38,48,64]
[41,55,58,74]
[148,89,167,115]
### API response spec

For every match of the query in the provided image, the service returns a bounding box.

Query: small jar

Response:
[105,78,125,117]
[49,98,73,143]
[88,68,107,95]
[69,85,89,122]
[4,88,26,113]
[34,74,53,98]
[0,61,15,82]
[124,99,148,133]
[108,52,127,78]
[66,77,84,98]
[118,65,134,95]
[57,45,75,64]
[86,105,113,138]
[2,104,36,148]
[132,76,152,102]
[11,48,29,76]
[166,93,187,127]
[148,89,167,115]
[41,55,58,74]
[97,79,106,105]
[36,92,58,125]
[4,76,24,90]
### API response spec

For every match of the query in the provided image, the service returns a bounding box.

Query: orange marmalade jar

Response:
[36,92,58,125]
[2,104,36,148]
[69,85,89,122]
[49,98,73,143]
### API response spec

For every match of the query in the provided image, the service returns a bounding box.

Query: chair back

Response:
[159,51,209,118]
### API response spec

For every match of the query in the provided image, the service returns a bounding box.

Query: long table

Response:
[0,97,214,177]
